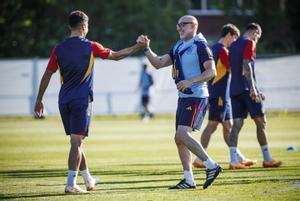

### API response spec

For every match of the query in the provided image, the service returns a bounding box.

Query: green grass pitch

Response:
[0,113,300,201]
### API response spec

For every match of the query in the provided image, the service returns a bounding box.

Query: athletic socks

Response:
[229,147,239,164]
[204,158,217,169]
[80,169,93,184]
[194,156,202,163]
[183,170,195,186]
[67,170,77,187]
[261,144,272,162]
[236,148,247,162]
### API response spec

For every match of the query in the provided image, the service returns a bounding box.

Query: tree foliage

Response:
[0,0,187,58]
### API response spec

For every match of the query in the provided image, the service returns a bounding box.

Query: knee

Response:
[174,131,187,144]
[70,135,83,147]
[233,119,244,130]
[223,122,232,133]
[256,118,266,130]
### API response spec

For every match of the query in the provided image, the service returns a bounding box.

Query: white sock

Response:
[67,170,77,187]
[236,148,247,162]
[194,156,202,163]
[261,144,272,162]
[80,169,93,184]
[229,147,239,164]
[184,170,195,185]
[204,158,217,169]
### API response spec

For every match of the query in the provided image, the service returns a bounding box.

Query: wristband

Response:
[143,47,149,53]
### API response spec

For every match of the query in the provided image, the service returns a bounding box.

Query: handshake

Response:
[136,35,150,49]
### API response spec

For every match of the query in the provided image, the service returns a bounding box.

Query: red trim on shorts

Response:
[79,131,86,136]
[190,105,200,127]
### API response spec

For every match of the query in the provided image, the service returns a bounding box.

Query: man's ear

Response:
[192,24,198,31]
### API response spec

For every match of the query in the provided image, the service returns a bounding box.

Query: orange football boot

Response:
[229,163,248,169]
[263,159,282,168]
[193,161,206,168]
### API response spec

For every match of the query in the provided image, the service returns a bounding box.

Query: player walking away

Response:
[139,63,154,121]
[137,15,222,189]
[34,10,145,194]
[193,24,257,169]
[228,23,282,169]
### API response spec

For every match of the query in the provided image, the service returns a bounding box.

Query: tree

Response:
[0,0,187,58]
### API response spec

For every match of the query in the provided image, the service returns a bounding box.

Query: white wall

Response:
[0,55,299,116]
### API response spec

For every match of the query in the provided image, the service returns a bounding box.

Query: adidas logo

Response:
[186,106,192,110]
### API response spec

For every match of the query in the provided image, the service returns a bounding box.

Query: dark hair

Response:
[68,10,89,28]
[245,22,262,35]
[220,24,240,37]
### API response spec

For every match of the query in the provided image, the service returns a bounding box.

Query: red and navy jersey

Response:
[47,36,111,103]
[208,43,230,99]
[229,36,257,96]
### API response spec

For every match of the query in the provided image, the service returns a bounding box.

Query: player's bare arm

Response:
[138,35,172,69]
[243,59,259,102]
[145,50,172,69]
[107,39,144,61]
[34,69,54,117]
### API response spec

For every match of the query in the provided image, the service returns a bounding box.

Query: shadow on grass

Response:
[0,192,89,200]
[1,166,300,199]
[1,165,299,179]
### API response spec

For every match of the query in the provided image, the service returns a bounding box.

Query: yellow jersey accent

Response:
[81,53,94,83]
[212,59,228,85]
[218,96,223,106]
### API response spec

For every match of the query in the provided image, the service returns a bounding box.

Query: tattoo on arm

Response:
[243,59,255,89]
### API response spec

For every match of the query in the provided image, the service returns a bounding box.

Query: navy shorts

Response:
[59,98,91,137]
[176,97,208,131]
[141,95,149,105]
[208,96,232,122]
[231,92,264,119]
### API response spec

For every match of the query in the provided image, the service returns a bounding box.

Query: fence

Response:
[0,55,299,116]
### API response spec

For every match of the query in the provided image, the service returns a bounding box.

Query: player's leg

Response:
[224,119,256,166]
[228,95,248,169]
[171,98,222,189]
[59,102,85,193]
[201,122,219,148]
[79,143,100,191]
[173,131,196,189]
[193,120,218,168]
[193,98,218,168]
[249,101,282,168]
[170,98,196,189]
[65,134,86,193]
[76,99,100,190]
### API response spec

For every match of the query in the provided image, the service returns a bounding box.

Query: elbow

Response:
[112,54,124,61]
[152,63,161,69]
[208,68,217,79]
[212,68,217,77]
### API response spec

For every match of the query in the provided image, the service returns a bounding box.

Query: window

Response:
[188,0,255,16]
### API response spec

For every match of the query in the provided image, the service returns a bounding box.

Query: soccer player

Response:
[138,63,154,120]
[137,15,222,189]
[34,10,144,194]
[228,23,282,169]
[193,24,256,169]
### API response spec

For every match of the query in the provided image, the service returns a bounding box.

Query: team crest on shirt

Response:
[186,106,192,111]
[184,47,194,55]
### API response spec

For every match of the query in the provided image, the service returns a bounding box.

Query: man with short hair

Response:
[34,10,144,194]
[228,23,282,169]
[193,24,256,169]
[138,15,222,189]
